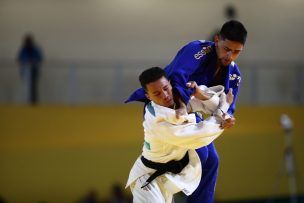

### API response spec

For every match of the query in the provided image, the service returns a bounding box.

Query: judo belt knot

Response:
[140,151,189,188]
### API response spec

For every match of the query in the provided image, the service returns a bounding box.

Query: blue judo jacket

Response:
[126,40,242,116]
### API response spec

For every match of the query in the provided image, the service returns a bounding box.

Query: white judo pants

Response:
[130,174,174,203]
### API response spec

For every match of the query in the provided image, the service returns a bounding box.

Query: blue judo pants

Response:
[186,143,219,203]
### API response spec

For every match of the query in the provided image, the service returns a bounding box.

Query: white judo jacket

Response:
[126,85,229,196]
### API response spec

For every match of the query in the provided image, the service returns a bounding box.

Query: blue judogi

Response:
[126,40,242,203]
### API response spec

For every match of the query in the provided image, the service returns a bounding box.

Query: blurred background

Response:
[0,0,303,202]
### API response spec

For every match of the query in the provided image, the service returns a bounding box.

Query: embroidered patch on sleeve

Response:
[229,74,242,86]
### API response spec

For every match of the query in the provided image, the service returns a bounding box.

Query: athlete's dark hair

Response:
[219,20,247,44]
[139,67,168,90]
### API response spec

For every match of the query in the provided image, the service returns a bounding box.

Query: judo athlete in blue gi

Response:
[126,20,247,203]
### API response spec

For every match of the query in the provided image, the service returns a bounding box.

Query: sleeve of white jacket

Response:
[154,102,196,125]
[212,93,231,119]
[188,85,224,114]
[218,92,230,113]
[188,95,219,114]
[155,118,224,149]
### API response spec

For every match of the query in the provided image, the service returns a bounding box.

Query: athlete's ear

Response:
[214,34,219,47]
[145,93,151,100]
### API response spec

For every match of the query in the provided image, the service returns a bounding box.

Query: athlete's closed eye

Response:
[163,86,169,91]
[153,92,161,96]
[223,47,231,52]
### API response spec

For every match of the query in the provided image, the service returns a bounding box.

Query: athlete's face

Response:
[145,76,175,108]
[215,35,244,66]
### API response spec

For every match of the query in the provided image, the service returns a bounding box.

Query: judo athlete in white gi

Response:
[126,67,233,203]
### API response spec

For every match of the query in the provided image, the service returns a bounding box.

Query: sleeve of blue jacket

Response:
[125,41,205,104]
[125,87,148,103]
[164,41,206,104]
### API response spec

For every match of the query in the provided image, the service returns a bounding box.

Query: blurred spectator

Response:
[0,196,7,203]
[77,189,99,203]
[105,183,130,203]
[224,4,238,19]
[208,4,238,41]
[17,33,43,105]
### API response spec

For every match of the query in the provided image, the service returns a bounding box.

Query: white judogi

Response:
[126,85,229,203]
[188,85,230,118]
